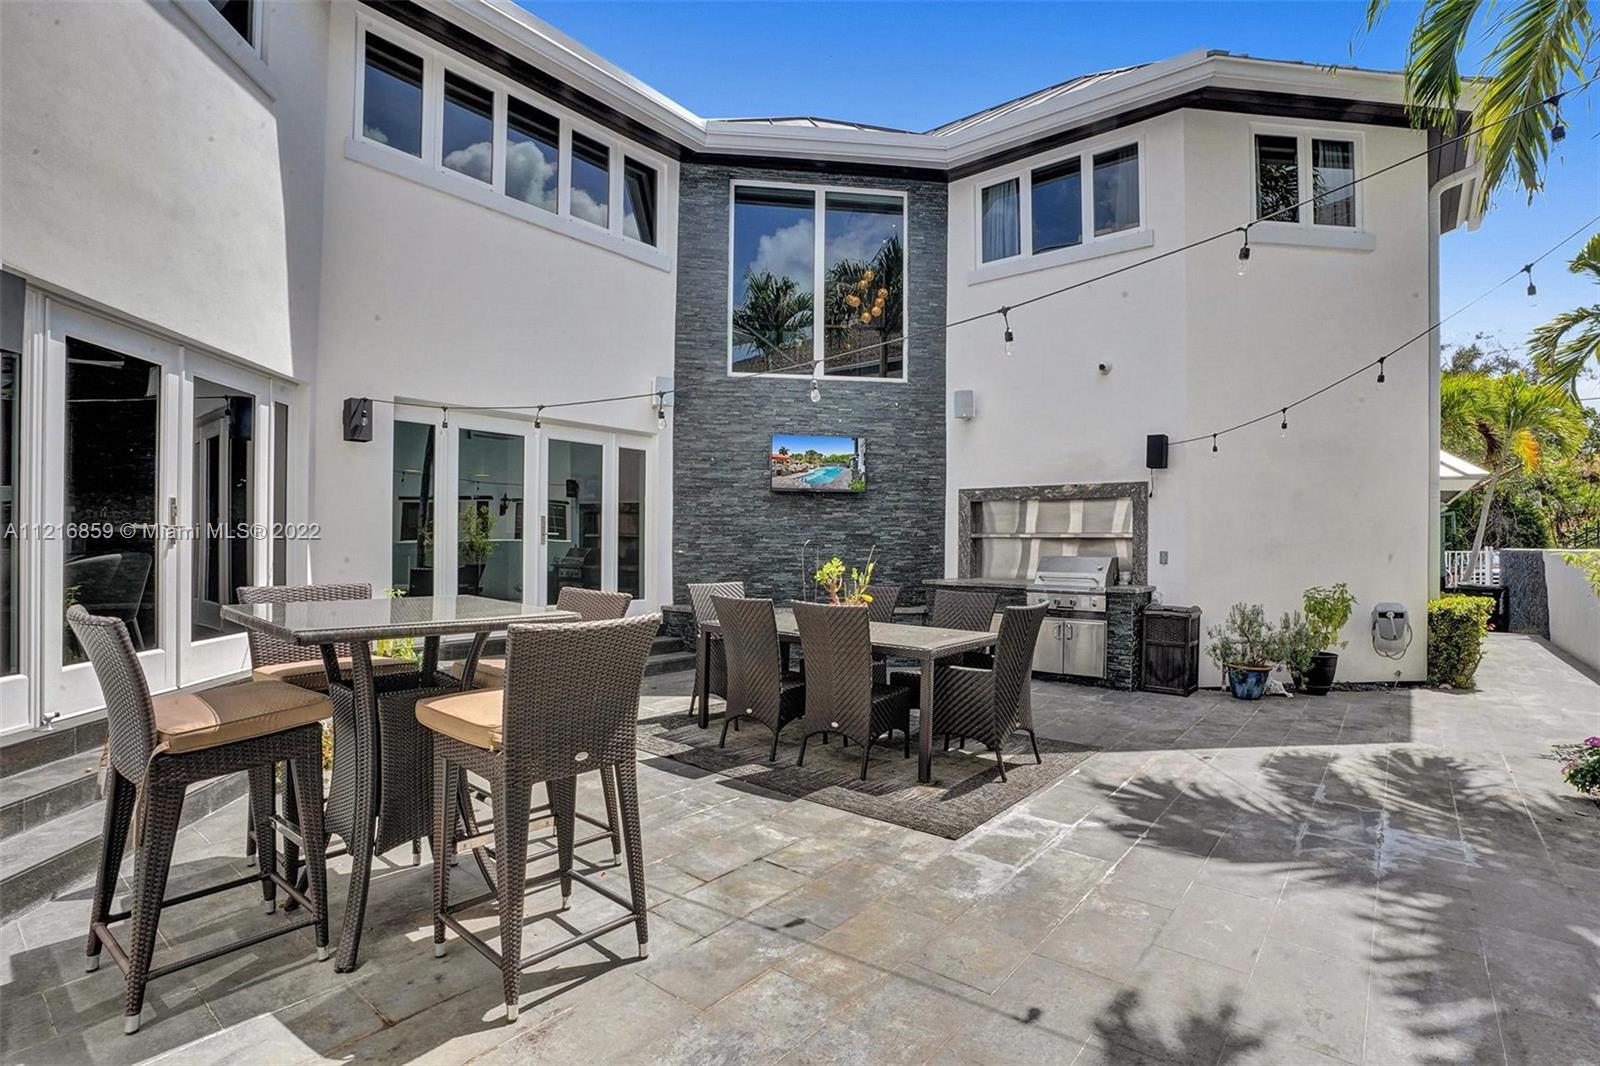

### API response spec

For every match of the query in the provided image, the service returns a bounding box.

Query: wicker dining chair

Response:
[713,596,806,761]
[791,601,913,780]
[444,586,635,865]
[236,583,410,873]
[67,606,331,1035]
[930,602,1049,781]
[686,580,743,719]
[866,583,901,623]
[419,612,660,1022]
[891,588,999,697]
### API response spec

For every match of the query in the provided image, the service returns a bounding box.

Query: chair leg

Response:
[993,746,1008,782]
[768,723,783,763]
[289,744,330,960]
[124,777,185,1033]
[942,734,950,752]
[859,738,872,781]
[86,767,136,972]
[243,802,257,867]
[431,753,455,959]
[548,775,577,910]
[246,765,278,914]
[797,732,810,767]
[599,766,623,865]
[613,760,650,957]
[1026,729,1042,765]
[280,766,301,911]
[903,726,911,759]
[718,716,732,749]
[492,768,532,1022]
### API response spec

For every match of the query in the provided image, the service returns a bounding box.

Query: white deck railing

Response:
[1444,549,1499,587]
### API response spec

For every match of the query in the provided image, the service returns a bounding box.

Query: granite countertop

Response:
[925,578,1156,594]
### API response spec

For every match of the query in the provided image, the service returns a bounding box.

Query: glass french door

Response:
[33,303,291,724]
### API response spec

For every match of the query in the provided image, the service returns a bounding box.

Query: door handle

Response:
[1065,623,1073,639]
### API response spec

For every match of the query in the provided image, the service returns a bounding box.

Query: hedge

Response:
[1427,595,1494,688]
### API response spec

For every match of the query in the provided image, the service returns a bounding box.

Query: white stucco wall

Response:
[1545,551,1600,673]
[946,109,1435,682]
[0,0,327,378]
[304,4,679,602]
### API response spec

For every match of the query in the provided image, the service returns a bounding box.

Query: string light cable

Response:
[1170,213,1600,450]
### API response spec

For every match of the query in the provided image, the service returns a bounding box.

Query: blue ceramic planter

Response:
[1226,667,1272,700]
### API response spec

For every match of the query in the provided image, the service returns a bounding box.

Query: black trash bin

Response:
[1453,583,1509,632]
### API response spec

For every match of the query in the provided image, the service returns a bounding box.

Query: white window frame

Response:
[1249,122,1374,251]
[172,0,274,97]
[970,133,1152,284]
[348,12,674,271]
[725,179,911,383]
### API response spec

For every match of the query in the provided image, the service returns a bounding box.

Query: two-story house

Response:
[1,0,1476,732]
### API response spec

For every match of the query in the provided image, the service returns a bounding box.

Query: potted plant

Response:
[457,504,496,595]
[1206,603,1280,700]
[813,551,876,605]
[1276,611,1319,693]
[1301,583,1357,695]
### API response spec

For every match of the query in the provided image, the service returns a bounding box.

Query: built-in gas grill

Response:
[1026,556,1117,679]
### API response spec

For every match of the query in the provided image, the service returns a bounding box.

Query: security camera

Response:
[1097,361,1113,375]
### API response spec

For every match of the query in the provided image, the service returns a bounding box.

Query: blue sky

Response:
[528,1,1599,395]
[773,433,858,455]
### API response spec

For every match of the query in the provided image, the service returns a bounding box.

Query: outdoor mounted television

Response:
[770,434,866,494]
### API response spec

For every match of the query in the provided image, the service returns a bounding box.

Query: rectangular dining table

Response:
[695,607,999,783]
[222,594,580,971]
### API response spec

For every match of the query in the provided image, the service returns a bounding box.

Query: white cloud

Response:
[362,125,390,146]
[825,212,897,267]
[571,189,608,226]
[443,140,492,183]
[506,140,557,211]
[750,218,815,287]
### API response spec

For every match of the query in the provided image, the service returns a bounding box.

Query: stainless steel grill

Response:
[1025,556,1116,679]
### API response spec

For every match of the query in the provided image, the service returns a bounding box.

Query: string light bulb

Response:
[441,407,449,429]
[1001,307,1014,357]
[1211,434,1218,454]
[655,392,667,430]
[1523,264,1537,297]
[1236,229,1252,277]
[1548,93,1566,142]
[1280,409,1288,436]
[533,405,543,431]
[1376,358,1386,384]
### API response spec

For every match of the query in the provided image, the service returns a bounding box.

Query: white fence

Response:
[1444,549,1499,587]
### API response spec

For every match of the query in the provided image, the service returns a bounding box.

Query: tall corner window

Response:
[363,33,424,158]
[210,0,255,46]
[730,185,815,374]
[1255,134,1300,223]
[1312,138,1356,227]
[1092,144,1139,236]
[622,158,658,246]
[980,178,1021,263]
[570,131,610,228]
[392,421,436,596]
[441,71,493,184]
[823,191,904,378]
[506,97,559,213]
[1031,157,1082,254]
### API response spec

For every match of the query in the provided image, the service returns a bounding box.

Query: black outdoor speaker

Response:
[343,397,373,442]
[1146,433,1168,470]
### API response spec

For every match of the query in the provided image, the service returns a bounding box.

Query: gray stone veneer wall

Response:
[1499,549,1549,637]
[672,163,949,605]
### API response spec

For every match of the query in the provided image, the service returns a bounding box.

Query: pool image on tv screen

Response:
[770,434,866,494]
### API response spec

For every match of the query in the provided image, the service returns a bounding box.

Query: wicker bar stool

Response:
[931,603,1049,780]
[67,607,331,1035]
[713,596,805,761]
[444,587,634,865]
[791,602,913,780]
[686,580,742,719]
[419,613,660,1022]
[236,582,411,873]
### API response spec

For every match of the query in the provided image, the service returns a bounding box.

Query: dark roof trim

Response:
[365,0,691,159]
[947,87,1416,180]
[685,152,945,182]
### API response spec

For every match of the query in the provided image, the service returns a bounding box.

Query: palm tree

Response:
[1446,372,1588,580]
[1528,232,1600,392]
[823,235,904,375]
[732,271,813,373]
[1363,0,1593,208]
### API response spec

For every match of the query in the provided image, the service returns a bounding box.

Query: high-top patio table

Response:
[695,607,999,783]
[222,594,580,971]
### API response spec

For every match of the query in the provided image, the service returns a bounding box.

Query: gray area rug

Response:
[636,703,1097,839]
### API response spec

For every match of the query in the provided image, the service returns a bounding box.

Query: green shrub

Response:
[1427,595,1493,688]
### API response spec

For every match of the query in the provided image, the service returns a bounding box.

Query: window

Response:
[441,71,493,184]
[1031,158,1082,253]
[1092,145,1139,236]
[506,97,559,212]
[730,183,906,379]
[363,34,423,157]
[1,353,17,676]
[980,179,1021,262]
[271,402,288,586]
[392,421,435,595]
[1255,130,1358,229]
[1255,135,1299,222]
[570,132,610,227]
[623,158,658,246]
[209,0,255,46]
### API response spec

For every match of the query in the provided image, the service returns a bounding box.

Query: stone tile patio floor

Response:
[3,634,1597,1065]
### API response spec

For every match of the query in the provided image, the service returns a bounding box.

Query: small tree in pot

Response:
[1301,583,1356,694]
[1206,603,1281,700]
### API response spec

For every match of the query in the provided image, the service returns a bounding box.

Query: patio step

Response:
[645,648,695,676]
[0,764,246,923]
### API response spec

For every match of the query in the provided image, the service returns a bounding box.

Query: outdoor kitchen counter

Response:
[924,578,1154,690]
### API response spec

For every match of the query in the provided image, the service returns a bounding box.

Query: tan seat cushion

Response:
[154,680,333,755]
[416,689,503,751]
[252,655,411,686]
[443,657,506,689]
